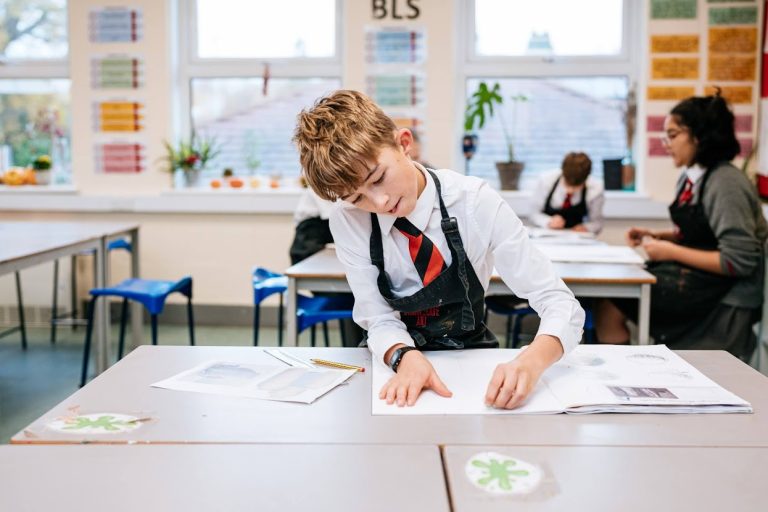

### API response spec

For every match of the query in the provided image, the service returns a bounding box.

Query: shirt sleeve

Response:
[529,174,554,228]
[329,211,414,364]
[474,182,585,355]
[583,183,605,234]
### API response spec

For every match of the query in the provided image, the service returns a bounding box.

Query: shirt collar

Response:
[684,164,706,184]
[376,163,436,234]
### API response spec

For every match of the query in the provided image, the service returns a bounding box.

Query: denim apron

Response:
[543,178,588,228]
[368,170,498,351]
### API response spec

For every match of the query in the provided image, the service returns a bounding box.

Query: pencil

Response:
[310,358,365,372]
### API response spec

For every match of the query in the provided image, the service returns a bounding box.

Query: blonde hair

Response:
[293,90,398,200]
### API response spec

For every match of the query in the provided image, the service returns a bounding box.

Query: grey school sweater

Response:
[685,161,768,308]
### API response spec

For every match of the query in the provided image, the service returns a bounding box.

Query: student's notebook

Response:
[371,345,752,415]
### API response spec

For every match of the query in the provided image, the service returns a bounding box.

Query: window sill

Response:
[0,186,669,219]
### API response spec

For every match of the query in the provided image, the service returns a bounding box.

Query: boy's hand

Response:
[626,226,653,247]
[641,237,676,262]
[571,224,588,232]
[379,350,452,407]
[485,335,563,409]
[548,215,566,229]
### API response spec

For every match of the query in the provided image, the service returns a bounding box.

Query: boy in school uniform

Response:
[529,152,605,234]
[293,90,584,409]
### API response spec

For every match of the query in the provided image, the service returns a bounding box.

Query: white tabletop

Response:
[0,444,449,512]
[443,445,766,512]
[13,346,768,447]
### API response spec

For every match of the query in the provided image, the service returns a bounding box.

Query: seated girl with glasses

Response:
[594,89,767,360]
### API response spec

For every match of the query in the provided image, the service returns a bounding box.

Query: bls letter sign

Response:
[372,0,421,20]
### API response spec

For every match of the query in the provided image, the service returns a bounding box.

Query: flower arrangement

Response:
[162,132,220,172]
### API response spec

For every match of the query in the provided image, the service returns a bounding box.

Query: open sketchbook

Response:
[371,345,751,415]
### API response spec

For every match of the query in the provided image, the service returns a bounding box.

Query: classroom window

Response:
[178,0,341,188]
[474,0,623,58]
[465,77,629,190]
[463,0,638,191]
[0,1,70,184]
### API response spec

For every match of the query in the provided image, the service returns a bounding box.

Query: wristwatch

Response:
[388,346,418,373]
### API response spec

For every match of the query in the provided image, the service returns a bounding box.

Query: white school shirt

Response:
[678,164,706,202]
[329,165,585,364]
[529,169,605,234]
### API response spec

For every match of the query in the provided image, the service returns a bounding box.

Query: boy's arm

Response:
[479,184,585,356]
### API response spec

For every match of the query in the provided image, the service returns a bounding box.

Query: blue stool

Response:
[485,296,536,348]
[297,294,354,347]
[81,276,194,386]
[51,238,132,344]
[252,267,289,346]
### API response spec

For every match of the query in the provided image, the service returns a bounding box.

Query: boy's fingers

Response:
[493,369,519,408]
[484,367,505,405]
[428,373,453,397]
[385,383,397,404]
[396,385,408,407]
[406,383,422,406]
[505,372,530,409]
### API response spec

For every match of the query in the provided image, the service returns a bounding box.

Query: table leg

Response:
[286,277,298,346]
[638,283,651,345]
[94,237,110,373]
[129,228,142,350]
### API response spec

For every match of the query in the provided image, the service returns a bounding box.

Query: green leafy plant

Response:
[464,82,528,162]
[162,131,220,172]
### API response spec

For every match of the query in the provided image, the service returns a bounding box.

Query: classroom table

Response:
[442,445,766,512]
[0,444,449,512]
[0,221,140,374]
[284,248,656,346]
[13,346,768,447]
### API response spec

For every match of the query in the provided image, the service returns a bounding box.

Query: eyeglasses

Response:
[660,129,685,146]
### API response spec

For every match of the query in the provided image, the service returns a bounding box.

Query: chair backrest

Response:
[252,267,288,304]
[752,246,768,374]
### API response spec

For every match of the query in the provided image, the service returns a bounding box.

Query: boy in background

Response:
[530,152,604,234]
[294,90,583,409]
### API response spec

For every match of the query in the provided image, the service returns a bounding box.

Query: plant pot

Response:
[496,161,524,190]
[34,169,51,185]
[182,169,202,187]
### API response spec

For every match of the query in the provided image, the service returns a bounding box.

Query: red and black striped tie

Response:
[678,178,694,206]
[394,217,447,286]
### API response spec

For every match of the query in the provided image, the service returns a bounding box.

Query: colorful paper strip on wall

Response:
[647,86,696,100]
[365,28,426,64]
[704,85,753,104]
[708,27,758,53]
[651,0,697,19]
[366,74,425,107]
[648,136,669,156]
[652,57,699,80]
[708,55,756,81]
[89,7,143,43]
[647,115,666,132]
[95,143,145,173]
[94,101,145,132]
[708,6,758,25]
[650,35,699,53]
[91,55,144,89]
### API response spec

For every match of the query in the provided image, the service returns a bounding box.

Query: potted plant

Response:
[464,82,528,190]
[31,154,52,185]
[163,131,220,187]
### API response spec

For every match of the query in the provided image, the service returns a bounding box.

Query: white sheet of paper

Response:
[371,349,565,415]
[536,244,645,264]
[372,346,751,415]
[152,360,355,404]
[526,228,600,245]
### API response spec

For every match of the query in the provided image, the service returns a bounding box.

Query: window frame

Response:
[457,0,643,192]
[175,0,344,173]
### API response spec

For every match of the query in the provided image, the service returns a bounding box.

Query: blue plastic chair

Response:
[252,267,289,346]
[81,276,194,386]
[297,294,354,347]
[252,267,353,347]
[51,238,133,344]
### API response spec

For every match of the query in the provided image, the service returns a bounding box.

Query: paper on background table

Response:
[526,227,596,240]
[536,244,645,264]
[152,360,356,404]
[372,345,751,415]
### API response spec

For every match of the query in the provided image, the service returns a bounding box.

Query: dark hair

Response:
[561,151,592,186]
[670,90,740,169]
